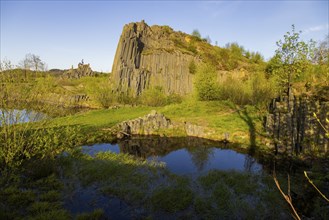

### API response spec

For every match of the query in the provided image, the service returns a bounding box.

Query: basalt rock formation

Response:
[265,92,328,154]
[65,61,94,79]
[111,20,198,96]
[116,110,209,139]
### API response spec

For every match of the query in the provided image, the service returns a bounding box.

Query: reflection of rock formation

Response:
[118,136,221,162]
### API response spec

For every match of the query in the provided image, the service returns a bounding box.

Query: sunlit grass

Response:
[49,99,263,145]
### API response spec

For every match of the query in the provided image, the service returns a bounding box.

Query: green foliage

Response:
[113,88,136,106]
[194,61,276,106]
[269,25,315,90]
[139,86,182,107]
[140,86,167,106]
[195,63,220,101]
[76,209,105,220]
[0,107,82,168]
[197,170,288,219]
[85,78,114,108]
[0,169,68,220]
[250,72,278,106]
[218,77,251,105]
[218,73,277,106]
[188,60,197,74]
[151,186,193,212]
[191,29,201,39]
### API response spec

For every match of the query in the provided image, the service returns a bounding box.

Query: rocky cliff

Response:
[111,20,198,96]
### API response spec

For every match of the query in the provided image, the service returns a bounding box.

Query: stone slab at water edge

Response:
[116,110,211,139]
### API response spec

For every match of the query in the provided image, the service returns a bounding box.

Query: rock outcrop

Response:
[111,20,198,96]
[66,61,94,78]
[265,93,328,154]
[117,110,172,137]
[116,110,208,139]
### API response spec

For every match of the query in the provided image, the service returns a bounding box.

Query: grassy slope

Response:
[52,106,154,130]
[50,100,264,147]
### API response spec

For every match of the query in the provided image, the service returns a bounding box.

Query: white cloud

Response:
[303,24,329,34]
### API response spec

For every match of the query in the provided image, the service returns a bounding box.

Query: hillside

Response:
[112,20,265,96]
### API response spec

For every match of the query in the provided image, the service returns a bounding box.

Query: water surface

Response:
[0,108,46,124]
[82,137,262,175]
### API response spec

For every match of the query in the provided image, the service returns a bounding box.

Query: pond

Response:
[0,108,47,124]
[61,136,328,219]
[82,136,262,176]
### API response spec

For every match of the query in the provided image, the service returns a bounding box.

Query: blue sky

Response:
[1,1,328,72]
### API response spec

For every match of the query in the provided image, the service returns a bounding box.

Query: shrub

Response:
[189,60,197,74]
[250,72,277,106]
[195,63,220,101]
[217,72,277,106]
[166,93,183,104]
[218,77,251,105]
[140,86,167,106]
[0,106,82,168]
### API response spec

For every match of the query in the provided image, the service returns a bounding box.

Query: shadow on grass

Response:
[235,107,257,155]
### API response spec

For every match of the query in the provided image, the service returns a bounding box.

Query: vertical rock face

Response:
[111,20,196,96]
[265,93,328,154]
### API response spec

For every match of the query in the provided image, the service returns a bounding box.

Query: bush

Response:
[194,61,277,106]
[140,86,167,106]
[138,87,183,107]
[92,82,115,108]
[195,63,220,101]
[0,107,82,168]
[189,60,197,74]
[217,72,277,106]
[250,72,277,106]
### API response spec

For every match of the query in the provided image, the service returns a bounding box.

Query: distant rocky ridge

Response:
[65,61,94,78]
[111,20,199,96]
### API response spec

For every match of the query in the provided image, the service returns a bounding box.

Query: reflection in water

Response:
[0,109,46,125]
[187,147,215,172]
[82,136,262,175]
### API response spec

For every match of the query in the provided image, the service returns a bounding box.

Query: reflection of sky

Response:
[82,143,262,175]
[81,143,120,156]
[0,109,46,125]
[152,148,262,175]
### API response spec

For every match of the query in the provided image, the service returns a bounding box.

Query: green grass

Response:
[76,208,105,220]
[150,186,194,212]
[49,99,263,146]
[0,166,69,220]
[52,106,154,131]
[59,151,291,219]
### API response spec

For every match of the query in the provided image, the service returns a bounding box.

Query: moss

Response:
[212,182,232,208]
[194,197,215,217]
[76,208,105,220]
[150,186,193,212]
[39,190,61,202]
[28,201,62,214]
[28,210,70,220]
